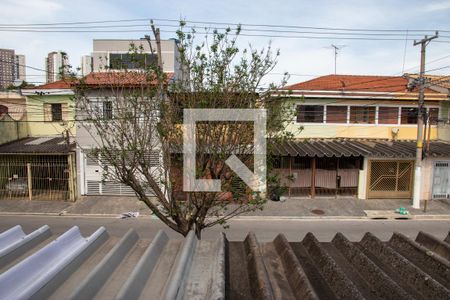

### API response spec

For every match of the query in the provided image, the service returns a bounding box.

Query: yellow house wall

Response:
[285,123,438,140]
[284,98,440,140]
[26,94,76,136]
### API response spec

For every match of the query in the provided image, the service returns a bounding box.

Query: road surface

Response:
[0,215,448,241]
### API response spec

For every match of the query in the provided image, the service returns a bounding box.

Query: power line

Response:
[0,17,449,33]
[2,27,450,42]
[1,23,449,38]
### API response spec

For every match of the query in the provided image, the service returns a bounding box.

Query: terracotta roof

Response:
[29,72,174,90]
[27,80,73,90]
[81,71,174,87]
[406,73,450,89]
[284,74,438,93]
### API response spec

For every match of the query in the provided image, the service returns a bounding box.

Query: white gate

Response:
[82,150,156,196]
[432,161,450,199]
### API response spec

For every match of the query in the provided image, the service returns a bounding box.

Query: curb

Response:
[1,212,450,221]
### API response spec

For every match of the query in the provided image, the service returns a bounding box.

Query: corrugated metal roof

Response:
[0,137,75,154]
[272,139,450,158]
[0,225,449,299]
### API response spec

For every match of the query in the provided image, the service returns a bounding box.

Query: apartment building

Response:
[80,55,93,76]
[46,51,69,83]
[0,49,26,89]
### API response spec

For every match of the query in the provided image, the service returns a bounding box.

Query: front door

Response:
[432,161,450,199]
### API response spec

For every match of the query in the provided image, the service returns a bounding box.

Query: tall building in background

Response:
[14,55,26,81]
[46,51,69,83]
[0,49,26,89]
[80,55,93,76]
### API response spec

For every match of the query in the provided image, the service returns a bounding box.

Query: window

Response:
[378,107,399,124]
[297,105,324,123]
[428,108,439,125]
[401,107,418,124]
[0,105,8,115]
[51,104,62,121]
[326,106,347,123]
[350,106,375,124]
[292,156,310,169]
[109,53,157,70]
[103,101,113,120]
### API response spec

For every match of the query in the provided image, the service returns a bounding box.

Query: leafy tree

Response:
[74,22,294,238]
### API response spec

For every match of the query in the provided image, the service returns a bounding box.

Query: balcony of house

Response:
[286,102,440,140]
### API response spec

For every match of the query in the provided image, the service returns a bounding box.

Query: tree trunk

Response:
[194,223,202,240]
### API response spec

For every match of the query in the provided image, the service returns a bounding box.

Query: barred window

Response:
[401,107,418,124]
[350,106,375,124]
[296,105,324,123]
[326,106,347,123]
[378,107,399,124]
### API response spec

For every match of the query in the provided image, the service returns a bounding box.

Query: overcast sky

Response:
[1,0,450,86]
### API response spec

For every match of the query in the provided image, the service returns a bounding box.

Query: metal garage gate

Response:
[84,151,157,196]
[367,160,414,199]
[432,161,450,199]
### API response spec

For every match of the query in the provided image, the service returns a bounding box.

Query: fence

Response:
[274,156,361,198]
[0,154,76,201]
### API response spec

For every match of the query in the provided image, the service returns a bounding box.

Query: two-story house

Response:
[0,82,77,201]
[76,38,179,197]
[274,74,450,201]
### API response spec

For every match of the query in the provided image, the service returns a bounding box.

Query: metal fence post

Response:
[27,162,32,201]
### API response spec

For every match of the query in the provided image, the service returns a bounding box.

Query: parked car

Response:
[6,178,28,195]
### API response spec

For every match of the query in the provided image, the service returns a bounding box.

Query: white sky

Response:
[1,0,450,86]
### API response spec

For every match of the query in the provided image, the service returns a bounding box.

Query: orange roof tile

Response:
[406,73,450,89]
[29,80,73,89]
[284,74,438,93]
[82,71,174,87]
[29,72,174,89]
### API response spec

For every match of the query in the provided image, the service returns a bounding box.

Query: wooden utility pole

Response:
[412,32,438,209]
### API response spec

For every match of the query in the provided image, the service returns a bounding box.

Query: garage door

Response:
[367,160,414,199]
[84,151,156,196]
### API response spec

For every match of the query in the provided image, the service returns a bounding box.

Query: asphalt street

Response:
[0,215,449,241]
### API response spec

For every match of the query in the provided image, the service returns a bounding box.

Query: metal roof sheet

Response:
[0,225,449,299]
[272,139,450,158]
[0,137,75,154]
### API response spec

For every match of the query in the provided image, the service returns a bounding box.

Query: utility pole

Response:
[412,31,438,209]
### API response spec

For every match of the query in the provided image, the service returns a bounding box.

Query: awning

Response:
[0,137,75,154]
[271,139,450,158]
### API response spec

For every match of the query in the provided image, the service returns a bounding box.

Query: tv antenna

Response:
[327,44,346,74]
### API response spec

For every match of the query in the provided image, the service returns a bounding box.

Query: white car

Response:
[6,178,28,195]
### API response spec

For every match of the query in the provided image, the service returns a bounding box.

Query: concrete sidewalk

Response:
[0,196,450,219]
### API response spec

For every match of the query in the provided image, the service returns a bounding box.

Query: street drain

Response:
[370,217,388,220]
[311,209,325,215]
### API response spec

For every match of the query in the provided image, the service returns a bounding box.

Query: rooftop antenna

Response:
[326,44,346,74]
